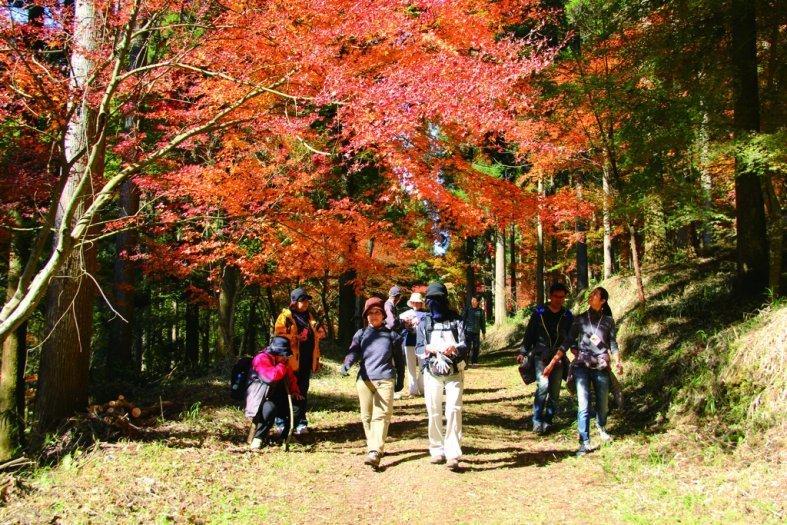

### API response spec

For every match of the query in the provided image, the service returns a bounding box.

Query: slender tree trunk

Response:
[465,237,476,308]
[0,220,29,461]
[338,270,357,349]
[731,0,769,292]
[320,271,335,343]
[629,224,646,303]
[698,107,714,252]
[107,179,139,378]
[216,265,240,359]
[200,308,211,366]
[185,300,199,366]
[602,162,614,279]
[243,285,260,355]
[761,175,783,295]
[264,286,275,344]
[494,230,506,325]
[536,178,545,305]
[509,226,517,311]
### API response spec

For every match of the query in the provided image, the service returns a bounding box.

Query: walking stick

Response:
[284,383,295,452]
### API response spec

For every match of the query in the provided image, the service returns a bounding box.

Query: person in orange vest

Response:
[274,287,322,435]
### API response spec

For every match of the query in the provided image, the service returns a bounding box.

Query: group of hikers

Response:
[241,280,623,470]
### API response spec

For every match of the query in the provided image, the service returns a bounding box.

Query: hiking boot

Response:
[532,422,545,434]
[393,392,403,400]
[575,441,593,457]
[364,451,381,468]
[430,455,446,464]
[446,458,461,471]
[250,438,263,450]
[542,422,552,434]
[597,426,613,443]
[294,425,309,436]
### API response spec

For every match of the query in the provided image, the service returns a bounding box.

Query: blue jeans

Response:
[574,366,610,443]
[533,358,562,426]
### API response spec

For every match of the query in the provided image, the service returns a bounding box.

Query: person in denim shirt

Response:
[545,286,623,456]
[516,283,573,434]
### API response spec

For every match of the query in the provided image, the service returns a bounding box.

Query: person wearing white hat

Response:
[399,292,426,396]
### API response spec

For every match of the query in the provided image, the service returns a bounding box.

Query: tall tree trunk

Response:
[536,178,545,305]
[36,0,101,432]
[216,265,240,359]
[0,220,29,461]
[509,226,517,311]
[338,270,357,349]
[602,162,615,279]
[185,301,199,366]
[576,222,589,293]
[200,308,211,366]
[264,286,275,344]
[698,107,714,252]
[243,285,260,355]
[319,271,335,343]
[494,230,506,325]
[761,175,783,295]
[629,224,646,303]
[465,237,476,308]
[731,0,769,292]
[107,179,139,379]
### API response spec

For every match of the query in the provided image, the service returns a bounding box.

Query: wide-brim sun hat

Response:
[407,292,424,308]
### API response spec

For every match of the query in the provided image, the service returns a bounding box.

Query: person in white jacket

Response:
[399,292,426,396]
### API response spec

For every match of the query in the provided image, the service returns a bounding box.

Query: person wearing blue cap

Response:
[245,336,304,449]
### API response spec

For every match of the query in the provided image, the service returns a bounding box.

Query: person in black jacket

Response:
[341,297,405,469]
[517,283,573,434]
[463,296,486,365]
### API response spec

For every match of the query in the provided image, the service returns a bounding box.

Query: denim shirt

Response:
[560,309,619,356]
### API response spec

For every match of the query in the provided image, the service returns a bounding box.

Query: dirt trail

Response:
[2,350,784,524]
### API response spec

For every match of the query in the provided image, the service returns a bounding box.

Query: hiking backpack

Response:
[229,355,253,403]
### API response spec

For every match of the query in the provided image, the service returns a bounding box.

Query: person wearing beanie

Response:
[341,296,405,469]
[245,336,304,449]
[415,282,468,471]
[274,287,322,435]
[399,292,426,396]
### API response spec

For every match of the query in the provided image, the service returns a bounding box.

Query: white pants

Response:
[423,369,464,460]
[404,345,423,396]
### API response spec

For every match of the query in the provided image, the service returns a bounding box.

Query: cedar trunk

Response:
[494,230,506,325]
[731,0,769,292]
[338,270,358,349]
[216,265,240,358]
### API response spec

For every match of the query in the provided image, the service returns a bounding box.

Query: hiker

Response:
[399,292,426,396]
[274,287,322,435]
[416,282,467,471]
[341,297,405,469]
[463,296,486,365]
[245,336,304,449]
[516,283,573,434]
[547,286,623,456]
[385,285,403,330]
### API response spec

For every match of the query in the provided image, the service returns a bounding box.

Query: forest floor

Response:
[2,341,785,524]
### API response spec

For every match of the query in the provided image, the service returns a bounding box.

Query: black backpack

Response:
[230,356,253,403]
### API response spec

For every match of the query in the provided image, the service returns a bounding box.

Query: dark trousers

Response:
[295,348,313,427]
[465,332,481,364]
[253,386,292,440]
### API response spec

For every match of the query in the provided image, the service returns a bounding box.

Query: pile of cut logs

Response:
[85,396,180,436]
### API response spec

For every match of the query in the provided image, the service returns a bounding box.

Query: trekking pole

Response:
[284,383,295,452]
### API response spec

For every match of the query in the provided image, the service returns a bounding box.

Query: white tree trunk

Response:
[602,161,614,279]
[494,230,506,325]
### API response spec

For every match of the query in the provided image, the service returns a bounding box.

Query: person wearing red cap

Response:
[341,297,405,469]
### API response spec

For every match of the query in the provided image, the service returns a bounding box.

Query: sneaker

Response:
[446,458,461,471]
[532,422,544,434]
[430,455,446,465]
[364,451,381,468]
[250,438,263,450]
[597,426,613,443]
[542,422,552,434]
[575,441,593,457]
[393,392,402,400]
[271,426,285,439]
[294,425,309,435]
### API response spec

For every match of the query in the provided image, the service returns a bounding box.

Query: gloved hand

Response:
[431,353,452,375]
[340,364,350,376]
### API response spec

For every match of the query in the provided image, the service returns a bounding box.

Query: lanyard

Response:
[587,311,604,339]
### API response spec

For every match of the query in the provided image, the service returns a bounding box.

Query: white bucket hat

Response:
[407,292,424,308]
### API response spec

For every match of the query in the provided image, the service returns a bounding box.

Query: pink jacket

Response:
[251,351,301,397]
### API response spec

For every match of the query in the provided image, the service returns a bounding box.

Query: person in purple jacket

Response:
[341,297,405,469]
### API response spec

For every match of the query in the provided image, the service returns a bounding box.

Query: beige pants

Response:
[356,378,395,453]
[404,345,424,395]
[423,369,464,460]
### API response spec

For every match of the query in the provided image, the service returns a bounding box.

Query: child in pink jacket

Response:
[245,336,303,449]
